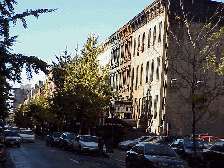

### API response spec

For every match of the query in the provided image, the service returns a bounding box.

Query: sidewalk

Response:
[107,149,126,163]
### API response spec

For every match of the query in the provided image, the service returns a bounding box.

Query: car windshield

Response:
[20,130,33,135]
[184,140,207,149]
[81,136,98,143]
[53,132,62,137]
[4,131,19,136]
[145,144,177,157]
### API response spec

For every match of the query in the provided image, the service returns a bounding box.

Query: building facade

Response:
[98,0,224,137]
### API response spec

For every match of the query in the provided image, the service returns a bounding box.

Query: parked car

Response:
[4,130,21,147]
[197,135,220,146]
[142,136,158,143]
[170,139,208,167]
[118,136,152,150]
[20,130,35,143]
[151,136,176,145]
[126,142,189,168]
[10,127,20,134]
[46,132,63,147]
[72,135,104,154]
[58,132,76,150]
[202,141,224,168]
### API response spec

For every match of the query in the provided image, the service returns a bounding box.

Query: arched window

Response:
[148,29,151,48]
[146,61,149,83]
[150,60,154,81]
[153,26,156,45]
[140,64,143,85]
[137,35,140,56]
[142,32,145,52]
[158,21,162,43]
[131,68,134,90]
[136,66,139,90]
[133,38,136,57]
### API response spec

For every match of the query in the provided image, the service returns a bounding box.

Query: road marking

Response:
[70,159,79,164]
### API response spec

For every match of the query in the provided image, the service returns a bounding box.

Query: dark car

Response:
[58,132,76,150]
[202,141,224,168]
[126,142,188,168]
[151,136,176,146]
[4,130,21,147]
[46,132,63,147]
[118,136,152,150]
[170,139,208,167]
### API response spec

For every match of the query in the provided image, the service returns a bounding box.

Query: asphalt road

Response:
[4,137,126,168]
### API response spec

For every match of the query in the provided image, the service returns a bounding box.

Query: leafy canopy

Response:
[0,0,56,118]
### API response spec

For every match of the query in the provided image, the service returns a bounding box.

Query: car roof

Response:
[140,142,168,146]
[198,136,220,139]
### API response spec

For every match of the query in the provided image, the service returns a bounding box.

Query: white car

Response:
[72,135,105,154]
[20,130,35,143]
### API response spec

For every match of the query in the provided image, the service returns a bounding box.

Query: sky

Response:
[9,0,224,88]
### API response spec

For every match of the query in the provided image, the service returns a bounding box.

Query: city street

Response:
[4,137,126,168]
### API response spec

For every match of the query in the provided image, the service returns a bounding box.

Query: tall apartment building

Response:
[98,0,224,137]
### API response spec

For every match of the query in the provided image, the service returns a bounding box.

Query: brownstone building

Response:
[98,0,224,137]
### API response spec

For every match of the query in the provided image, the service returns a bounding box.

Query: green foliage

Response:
[204,27,224,75]
[13,82,54,128]
[50,34,114,131]
[0,0,56,119]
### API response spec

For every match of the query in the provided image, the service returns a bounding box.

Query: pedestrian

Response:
[103,132,112,153]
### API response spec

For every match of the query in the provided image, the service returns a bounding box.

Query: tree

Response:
[13,81,54,134]
[50,34,114,133]
[0,0,56,119]
[166,0,224,166]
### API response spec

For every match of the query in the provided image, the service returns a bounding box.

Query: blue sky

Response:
[10,0,224,87]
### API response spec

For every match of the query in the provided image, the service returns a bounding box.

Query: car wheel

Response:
[17,144,20,147]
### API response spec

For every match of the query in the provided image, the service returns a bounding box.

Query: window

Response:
[137,35,140,56]
[146,61,149,83]
[133,38,136,57]
[148,29,151,48]
[142,32,145,52]
[153,26,156,45]
[131,68,134,90]
[140,64,143,85]
[158,21,162,43]
[150,60,154,81]
[154,95,158,119]
[136,66,139,90]
[123,72,126,86]
[156,67,159,80]
[170,78,177,88]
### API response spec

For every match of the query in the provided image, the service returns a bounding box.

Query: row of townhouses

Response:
[98,0,224,137]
